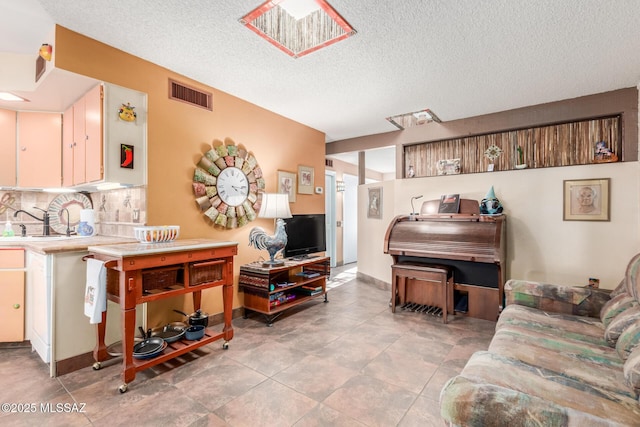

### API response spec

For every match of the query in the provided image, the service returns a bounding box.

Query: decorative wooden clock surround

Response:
[193,138,265,229]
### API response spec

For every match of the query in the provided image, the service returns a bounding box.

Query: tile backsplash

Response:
[0,187,146,238]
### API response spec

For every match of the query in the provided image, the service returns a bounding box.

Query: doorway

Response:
[325,171,337,268]
[342,173,358,264]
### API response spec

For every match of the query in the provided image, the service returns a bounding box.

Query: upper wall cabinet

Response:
[62,82,147,189]
[62,84,103,187]
[17,112,62,188]
[0,109,17,187]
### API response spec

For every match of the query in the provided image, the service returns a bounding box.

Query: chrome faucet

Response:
[13,207,50,236]
[60,208,71,237]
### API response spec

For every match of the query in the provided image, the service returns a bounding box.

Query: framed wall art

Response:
[367,187,382,219]
[563,178,610,221]
[277,170,297,203]
[436,158,461,175]
[297,165,314,194]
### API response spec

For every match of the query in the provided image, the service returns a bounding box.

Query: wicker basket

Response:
[189,260,224,287]
[142,266,181,291]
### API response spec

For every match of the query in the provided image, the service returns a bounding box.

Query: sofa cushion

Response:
[600,293,637,328]
[625,252,640,301]
[624,345,640,393]
[616,321,640,360]
[604,305,640,347]
[610,279,628,298]
[489,328,629,398]
[440,351,640,426]
[505,280,610,318]
[497,304,605,346]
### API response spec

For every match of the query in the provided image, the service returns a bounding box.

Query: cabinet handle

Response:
[13,303,20,309]
[20,146,26,151]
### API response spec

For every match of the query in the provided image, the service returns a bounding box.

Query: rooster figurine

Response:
[249,218,288,267]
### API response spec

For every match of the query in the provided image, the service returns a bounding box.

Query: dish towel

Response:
[84,258,107,324]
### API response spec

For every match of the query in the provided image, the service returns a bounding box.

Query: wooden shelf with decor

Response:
[403,115,622,178]
[239,256,330,326]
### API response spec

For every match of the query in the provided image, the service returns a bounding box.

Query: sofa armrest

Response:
[505,279,611,318]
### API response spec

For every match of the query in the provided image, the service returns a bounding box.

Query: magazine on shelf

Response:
[296,271,321,278]
[438,194,461,214]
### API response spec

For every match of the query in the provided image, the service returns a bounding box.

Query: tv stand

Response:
[239,257,330,326]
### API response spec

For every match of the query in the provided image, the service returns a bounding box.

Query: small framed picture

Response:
[368,187,382,219]
[563,178,610,221]
[120,144,134,169]
[277,170,296,203]
[297,165,314,194]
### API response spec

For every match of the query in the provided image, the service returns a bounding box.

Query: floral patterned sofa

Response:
[440,253,640,426]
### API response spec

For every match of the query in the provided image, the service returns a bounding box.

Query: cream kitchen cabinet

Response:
[0,248,25,342]
[0,109,17,187]
[17,112,62,188]
[62,84,103,187]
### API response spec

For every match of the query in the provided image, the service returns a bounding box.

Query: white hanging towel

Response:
[84,258,107,324]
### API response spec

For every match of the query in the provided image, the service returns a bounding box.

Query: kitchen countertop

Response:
[87,238,238,257]
[0,235,139,254]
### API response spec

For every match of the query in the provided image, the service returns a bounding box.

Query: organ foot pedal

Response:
[400,301,443,317]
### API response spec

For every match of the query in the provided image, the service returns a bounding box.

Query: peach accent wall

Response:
[53,26,326,320]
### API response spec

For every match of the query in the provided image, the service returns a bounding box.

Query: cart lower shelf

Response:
[94,325,230,393]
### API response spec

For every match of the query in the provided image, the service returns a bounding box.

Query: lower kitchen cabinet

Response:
[0,248,25,342]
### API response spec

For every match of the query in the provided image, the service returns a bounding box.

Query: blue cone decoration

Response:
[480,186,503,215]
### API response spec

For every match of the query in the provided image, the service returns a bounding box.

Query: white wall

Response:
[358,161,640,290]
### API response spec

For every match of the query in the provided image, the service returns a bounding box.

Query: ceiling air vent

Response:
[168,79,213,111]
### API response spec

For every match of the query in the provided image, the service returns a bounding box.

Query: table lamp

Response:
[248,193,293,267]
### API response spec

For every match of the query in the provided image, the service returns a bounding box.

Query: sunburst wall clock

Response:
[193,139,265,229]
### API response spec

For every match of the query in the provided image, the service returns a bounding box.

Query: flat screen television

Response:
[283,214,326,259]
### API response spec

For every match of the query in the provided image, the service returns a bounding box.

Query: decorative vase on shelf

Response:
[480,186,503,215]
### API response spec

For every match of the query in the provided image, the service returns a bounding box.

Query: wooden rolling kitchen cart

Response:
[239,256,330,326]
[87,239,237,393]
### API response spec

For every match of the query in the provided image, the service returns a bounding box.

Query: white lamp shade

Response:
[258,193,292,219]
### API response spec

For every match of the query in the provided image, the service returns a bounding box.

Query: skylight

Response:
[386,109,442,130]
[239,0,356,58]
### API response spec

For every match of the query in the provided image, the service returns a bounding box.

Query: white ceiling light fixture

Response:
[239,0,356,58]
[0,92,28,102]
[386,108,442,130]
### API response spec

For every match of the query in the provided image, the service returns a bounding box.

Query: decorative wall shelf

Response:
[403,115,621,178]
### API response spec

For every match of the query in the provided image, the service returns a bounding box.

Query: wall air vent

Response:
[168,79,213,111]
[325,158,333,167]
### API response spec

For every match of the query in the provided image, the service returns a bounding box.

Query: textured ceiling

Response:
[2,0,640,174]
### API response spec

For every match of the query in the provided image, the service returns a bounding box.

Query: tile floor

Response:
[0,264,496,426]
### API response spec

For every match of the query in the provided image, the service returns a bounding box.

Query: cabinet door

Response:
[17,112,62,188]
[72,96,86,185]
[84,84,103,183]
[0,249,24,342]
[0,271,25,342]
[0,109,17,187]
[62,105,74,187]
